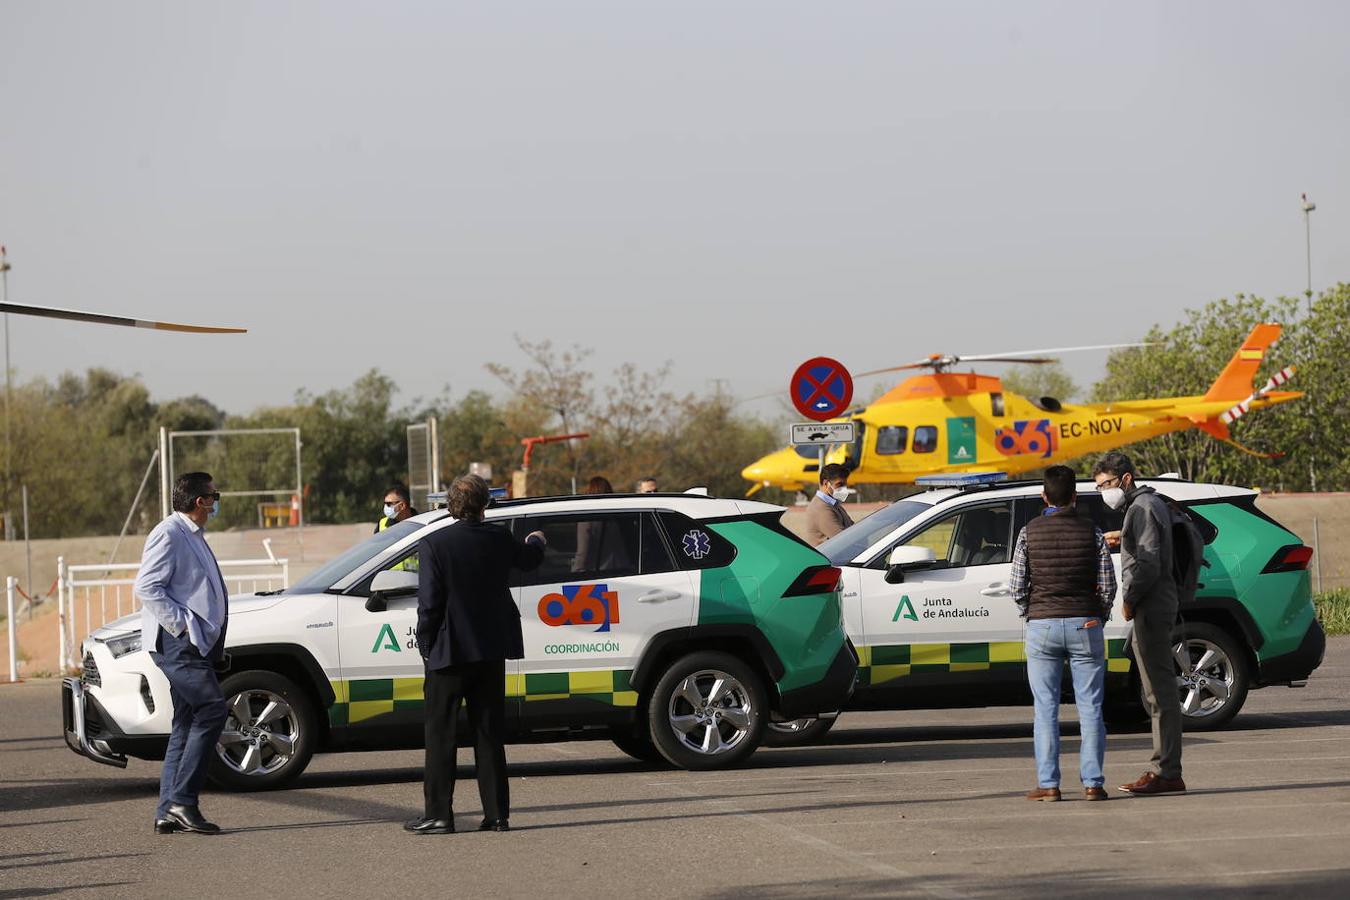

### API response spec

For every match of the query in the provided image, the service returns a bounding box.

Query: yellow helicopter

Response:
[741,323,1301,495]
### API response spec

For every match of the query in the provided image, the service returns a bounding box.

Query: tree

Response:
[1000,363,1079,403]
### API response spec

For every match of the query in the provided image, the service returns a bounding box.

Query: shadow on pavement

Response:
[701,867,1350,899]
[0,884,137,899]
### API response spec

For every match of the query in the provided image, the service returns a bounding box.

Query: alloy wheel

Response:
[216,688,300,776]
[666,669,754,756]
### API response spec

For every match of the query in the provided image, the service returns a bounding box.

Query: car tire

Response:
[1168,621,1250,732]
[762,715,838,747]
[647,651,767,770]
[609,723,667,764]
[208,670,318,791]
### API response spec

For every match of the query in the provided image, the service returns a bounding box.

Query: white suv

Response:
[765,476,1323,744]
[63,493,857,788]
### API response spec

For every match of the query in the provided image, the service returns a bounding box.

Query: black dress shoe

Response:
[153,818,178,834]
[478,819,510,832]
[163,804,221,835]
[403,817,455,835]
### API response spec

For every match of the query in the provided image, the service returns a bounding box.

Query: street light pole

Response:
[1,245,11,538]
[1302,193,1316,314]
[1300,194,1318,492]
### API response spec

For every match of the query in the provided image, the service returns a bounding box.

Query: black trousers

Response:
[422,659,509,821]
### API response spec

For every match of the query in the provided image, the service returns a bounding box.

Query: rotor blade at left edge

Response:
[0,302,247,333]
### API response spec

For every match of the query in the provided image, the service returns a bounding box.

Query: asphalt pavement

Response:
[3,639,1349,899]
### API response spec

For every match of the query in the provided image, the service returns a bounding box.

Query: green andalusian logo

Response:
[371,623,401,653]
[892,595,918,622]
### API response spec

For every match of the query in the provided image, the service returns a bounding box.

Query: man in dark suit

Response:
[404,474,546,835]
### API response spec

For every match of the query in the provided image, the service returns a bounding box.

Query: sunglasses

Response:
[198,491,221,502]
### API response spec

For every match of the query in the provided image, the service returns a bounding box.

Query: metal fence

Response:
[56,556,289,671]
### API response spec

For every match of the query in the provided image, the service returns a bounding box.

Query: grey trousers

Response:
[1130,597,1184,779]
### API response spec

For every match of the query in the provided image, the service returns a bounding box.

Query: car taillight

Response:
[1261,544,1313,574]
[783,565,842,597]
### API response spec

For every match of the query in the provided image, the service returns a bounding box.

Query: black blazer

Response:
[415,520,544,670]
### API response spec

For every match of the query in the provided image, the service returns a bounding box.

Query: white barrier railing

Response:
[57,556,289,671]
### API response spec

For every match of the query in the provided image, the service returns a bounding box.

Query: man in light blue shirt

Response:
[135,471,230,835]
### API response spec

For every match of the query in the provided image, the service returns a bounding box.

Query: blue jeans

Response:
[149,628,228,817]
[1024,617,1107,789]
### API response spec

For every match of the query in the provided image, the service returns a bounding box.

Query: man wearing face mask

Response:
[375,483,418,534]
[134,472,232,834]
[1092,451,1186,796]
[802,463,855,546]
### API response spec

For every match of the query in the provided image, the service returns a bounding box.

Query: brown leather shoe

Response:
[1119,772,1186,795]
[1025,787,1061,801]
[1084,787,1109,801]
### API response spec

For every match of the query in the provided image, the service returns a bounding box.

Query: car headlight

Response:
[105,632,143,658]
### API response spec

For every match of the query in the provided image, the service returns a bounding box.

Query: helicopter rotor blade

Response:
[853,361,939,378]
[0,302,247,334]
[955,342,1156,363]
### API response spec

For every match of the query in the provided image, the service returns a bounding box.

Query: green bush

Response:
[1314,589,1350,636]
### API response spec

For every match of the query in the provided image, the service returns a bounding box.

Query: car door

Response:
[334,542,426,730]
[855,498,1025,698]
[512,511,695,725]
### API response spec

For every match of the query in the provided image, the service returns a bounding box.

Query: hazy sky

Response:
[2,1,1347,416]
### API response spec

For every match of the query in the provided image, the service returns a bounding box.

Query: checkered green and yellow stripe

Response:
[857,638,1131,687]
[327,669,639,725]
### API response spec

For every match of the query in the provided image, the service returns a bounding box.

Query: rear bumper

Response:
[61,678,128,769]
[1257,618,1327,686]
[777,641,859,719]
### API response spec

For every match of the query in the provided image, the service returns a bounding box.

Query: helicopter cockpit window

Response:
[876,426,907,455]
[991,393,1005,416]
[913,425,938,454]
[846,422,865,470]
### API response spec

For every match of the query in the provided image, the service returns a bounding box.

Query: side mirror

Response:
[884,545,937,585]
[366,569,418,612]
[371,569,419,596]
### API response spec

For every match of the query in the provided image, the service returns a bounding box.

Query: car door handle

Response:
[637,590,682,603]
[980,583,1010,597]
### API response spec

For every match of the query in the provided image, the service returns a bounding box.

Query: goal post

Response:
[159,426,304,551]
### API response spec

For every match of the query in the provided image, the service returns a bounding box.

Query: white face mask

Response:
[383,503,399,519]
[1101,487,1126,510]
[829,484,852,501]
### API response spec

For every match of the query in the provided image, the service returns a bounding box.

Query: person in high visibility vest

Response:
[375,484,418,534]
[377,484,420,572]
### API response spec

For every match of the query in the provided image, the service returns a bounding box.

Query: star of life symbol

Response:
[682,530,711,560]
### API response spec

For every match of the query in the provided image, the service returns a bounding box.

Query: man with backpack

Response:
[1093,451,1187,795]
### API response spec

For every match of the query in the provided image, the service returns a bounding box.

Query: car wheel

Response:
[762,715,838,747]
[208,670,317,791]
[1168,622,1250,731]
[647,651,767,770]
[609,723,667,764]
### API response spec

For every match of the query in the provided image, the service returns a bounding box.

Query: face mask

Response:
[1101,487,1126,510]
[383,504,398,519]
[830,485,852,501]
[208,499,220,519]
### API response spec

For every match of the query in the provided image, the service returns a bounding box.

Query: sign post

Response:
[789,357,855,486]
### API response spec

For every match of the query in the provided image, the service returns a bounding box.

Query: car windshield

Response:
[817,499,933,565]
[288,519,424,594]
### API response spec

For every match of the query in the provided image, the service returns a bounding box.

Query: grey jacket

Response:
[1120,485,1177,610]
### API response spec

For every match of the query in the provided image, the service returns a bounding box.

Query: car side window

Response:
[639,513,678,574]
[876,426,907,455]
[657,511,737,570]
[515,513,640,587]
[895,502,1015,568]
[913,425,938,454]
[1073,494,1125,548]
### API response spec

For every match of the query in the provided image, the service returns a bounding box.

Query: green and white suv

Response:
[769,477,1325,743]
[62,493,857,789]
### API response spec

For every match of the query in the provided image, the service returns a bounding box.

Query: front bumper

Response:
[62,677,129,768]
[777,640,859,719]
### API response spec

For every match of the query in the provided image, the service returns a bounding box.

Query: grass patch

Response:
[1314,589,1350,636]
